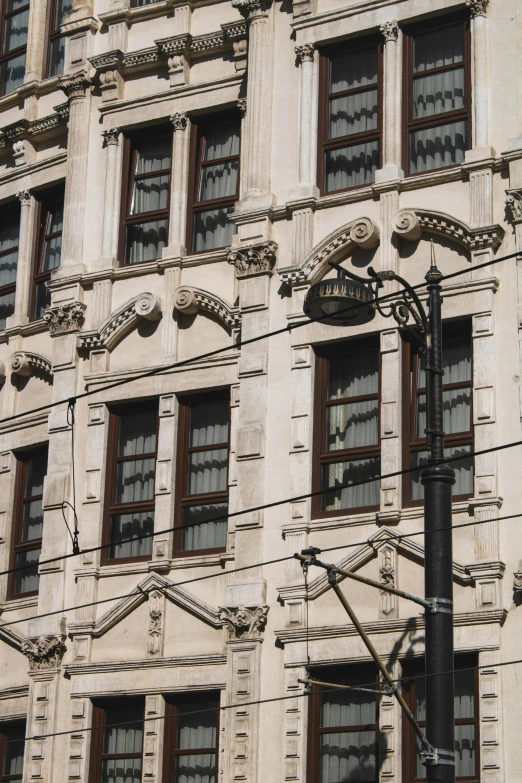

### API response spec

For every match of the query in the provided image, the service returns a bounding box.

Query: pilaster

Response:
[23,0,48,83]
[98,127,122,269]
[151,393,177,565]
[7,190,36,328]
[478,649,505,783]
[143,695,166,782]
[378,329,401,523]
[471,310,498,518]
[293,44,319,199]
[163,113,190,259]
[67,698,93,783]
[375,21,404,183]
[465,0,494,161]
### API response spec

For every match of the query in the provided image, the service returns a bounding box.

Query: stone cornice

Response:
[0,103,69,150]
[64,654,227,676]
[78,292,161,352]
[174,286,241,331]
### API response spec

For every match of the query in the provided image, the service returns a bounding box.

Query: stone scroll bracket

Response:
[173,286,241,336]
[394,208,505,253]
[10,351,53,383]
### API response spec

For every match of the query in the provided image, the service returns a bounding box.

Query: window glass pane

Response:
[131,174,170,215]
[325,141,379,192]
[182,503,227,551]
[409,120,466,174]
[410,445,473,500]
[125,219,168,264]
[22,499,43,541]
[135,137,171,174]
[177,702,217,749]
[118,411,157,456]
[414,24,464,72]
[6,0,29,11]
[330,48,377,92]
[0,290,16,329]
[104,707,143,754]
[326,400,378,451]
[0,215,20,252]
[413,68,465,119]
[115,457,156,503]
[14,548,40,594]
[321,457,380,511]
[3,7,29,52]
[3,726,25,776]
[102,759,142,783]
[455,724,475,778]
[0,52,26,94]
[329,90,378,139]
[199,160,238,202]
[54,0,72,28]
[48,35,65,76]
[417,337,471,387]
[188,449,228,495]
[109,511,154,559]
[34,281,51,319]
[328,352,378,399]
[0,249,18,286]
[416,388,470,438]
[24,450,47,497]
[190,401,228,448]
[192,207,234,252]
[203,123,239,161]
[455,669,474,719]
[321,687,376,727]
[175,754,215,783]
[320,731,376,783]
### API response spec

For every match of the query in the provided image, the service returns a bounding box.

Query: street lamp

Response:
[304,244,456,783]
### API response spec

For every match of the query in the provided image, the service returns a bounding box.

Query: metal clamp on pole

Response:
[421,748,456,768]
[425,597,453,615]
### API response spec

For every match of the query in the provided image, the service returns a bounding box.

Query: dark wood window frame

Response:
[89,699,145,783]
[118,126,172,267]
[312,338,381,519]
[307,665,379,783]
[101,400,158,566]
[402,12,472,177]
[186,110,241,255]
[174,390,230,557]
[317,36,383,196]
[402,656,479,783]
[29,185,64,321]
[402,320,473,507]
[0,0,29,97]
[0,721,26,783]
[162,692,221,783]
[8,445,48,600]
[0,201,20,328]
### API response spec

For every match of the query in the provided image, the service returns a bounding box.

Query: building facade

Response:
[0,0,521,781]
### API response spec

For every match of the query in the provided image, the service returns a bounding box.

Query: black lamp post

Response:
[304,245,456,783]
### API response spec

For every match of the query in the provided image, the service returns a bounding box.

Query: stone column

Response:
[232,0,274,207]
[294,44,318,198]
[466,0,494,158]
[164,112,190,258]
[99,127,121,265]
[58,72,92,277]
[376,21,404,182]
[7,190,36,328]
[23,0,48,83]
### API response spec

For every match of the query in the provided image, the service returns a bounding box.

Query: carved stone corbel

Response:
[219,605,269,640]
[227,241,277,277]
[506,190,522,223]
[43,302,87,336]
[10,351,53,381]
[156,35,191,86]
[21,635,67,670]
[89,51,124,101]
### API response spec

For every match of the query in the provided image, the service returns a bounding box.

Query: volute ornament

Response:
[219,605,269,640]
[22,635,67,670]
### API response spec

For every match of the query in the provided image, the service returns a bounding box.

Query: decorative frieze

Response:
[43,302,87,336]
[220,605,269,639]
[174,286,241,331]
[506,190,522,222]
[380,20,399,42]
[22,635,67,670]
[227,241,277,277]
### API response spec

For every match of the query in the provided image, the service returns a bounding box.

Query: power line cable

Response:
[1,506,520,631]
[0,656,520,747]
[0,248,518,427]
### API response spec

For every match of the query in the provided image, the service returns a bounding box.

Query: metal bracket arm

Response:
[421,748,456,768]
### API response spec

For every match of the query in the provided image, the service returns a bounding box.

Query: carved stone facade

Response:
[43,302,87,335]
[21,636,67,670]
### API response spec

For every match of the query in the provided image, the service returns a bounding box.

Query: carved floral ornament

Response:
[219,605,269,640]
[227,241,278,277]
[295,43,315,64]
[465,0,489,18]
[171,112,188,131]
[59,71,91,100]
[506,190,522,223]
[43,302,87,336]
[16,189,31,206]
[380,21,399,42]
[102,127,120,147]
[21,635,67,670]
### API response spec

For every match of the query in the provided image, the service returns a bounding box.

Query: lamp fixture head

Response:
[303,276,376,326]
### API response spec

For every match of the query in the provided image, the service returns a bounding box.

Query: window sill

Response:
[2,594,39,611]
[83,551,234,579]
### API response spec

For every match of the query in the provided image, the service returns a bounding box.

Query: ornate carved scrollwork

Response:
[380,21,399,42]
[232,0,272,20]
[219,605,269,640]
[465,0,489,18]
[350,218,380,250]
[16,189,31,206]
[10,351,53,380]
[506,190,522,223]
[147,591,163,655]
[59,72,91,100]
[21,635,67,670]
[394,209,422,241]
[171,112,188,131]
[43,302,87,336]
[294,43,315,64]
[227,241,278,277]
[174,286,241,330]
[102,127,120,147]
[78,293,161,352]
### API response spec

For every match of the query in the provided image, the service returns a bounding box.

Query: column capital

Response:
[227,241,277,277]
[16,189,32,205]
[219,605,269,640]
[43,302,86,335]
[59,71,91,101]
[101,127,120,147]
[380,20,399,42]
[232,0,272,21]
[170,112,188,131]
[466,0,489,18]
[506,189,522,223]
[294,43,315,64]
[22,635,67,670]
[237,97,247,116]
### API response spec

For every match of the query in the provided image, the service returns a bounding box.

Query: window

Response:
[90,701,144,783]
[0,0,29,96]
[9,446,47,598]
[188,113,240,253]
[402,657,479,782]
[31,187,64,319]
[102,403,157,564]
[120,129,171,265]
[0,203,19,330]
[308,666,379,783]
[318,39,382,194]
[0,722,25,782]
[175,393,229,556]
[404,16,470,175]
[45,0,72,77]
[163,693,220,783]
[131,0,161,7]
[313,340,381,517]
[404,322,473,504]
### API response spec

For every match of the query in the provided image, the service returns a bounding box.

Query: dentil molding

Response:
[219,605,269,640]
[21,635,67,670]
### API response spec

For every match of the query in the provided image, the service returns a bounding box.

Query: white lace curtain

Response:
[323,459,380,511]
[0,216,19,287]
[330,47,377,93]
[102,711,143,783]
[193,208,234,253]
[325,141,379,192]
[110,512,154,559]
[321,690,377,783]
[127,137,171,264]
[175,706,217,783]
[126,220,168,265]
[182,504,227,552]
[329,91,378,140]
[410,121,466,174]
